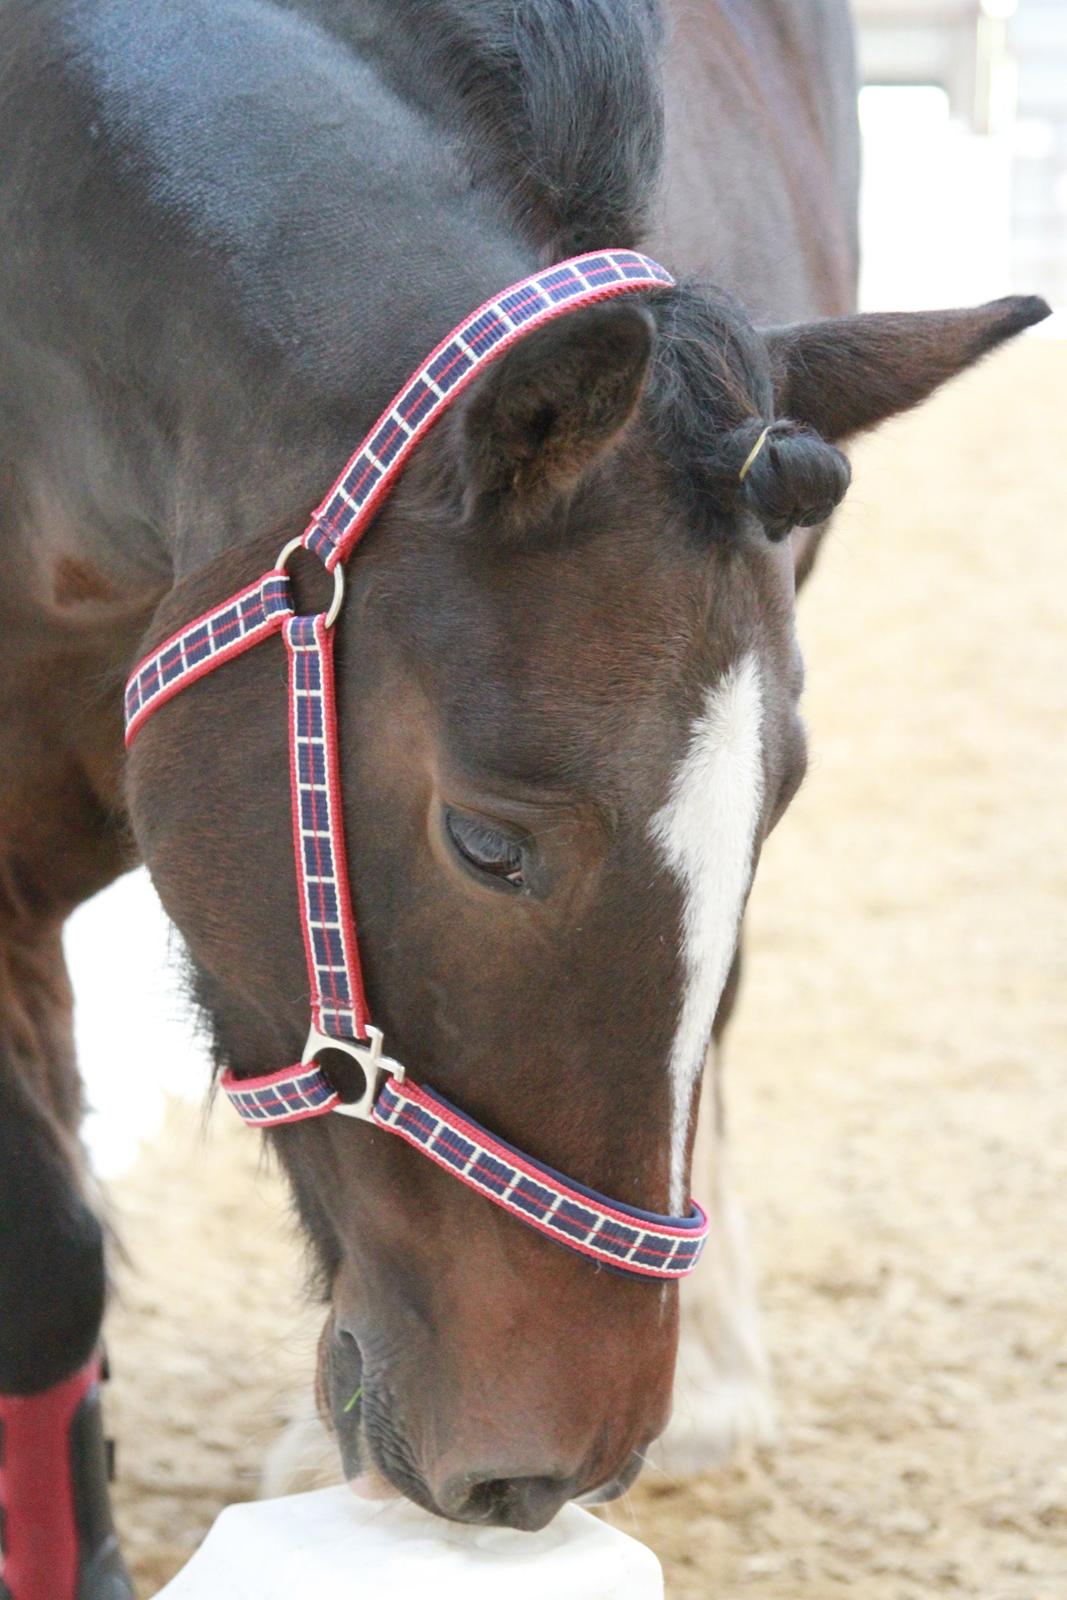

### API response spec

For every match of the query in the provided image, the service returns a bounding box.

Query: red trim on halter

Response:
[124,570,292,745]
[372,1078,708,1279]
[219,1061,707,1279]
[0,1358,99,1600]
[220,1060,340,1123]
[123,251,709,1282]
[385,1080,704,1240]
[284,616,371,1040]
[306,252,673,571]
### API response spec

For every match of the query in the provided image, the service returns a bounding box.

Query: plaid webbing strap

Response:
[301,249,673,570]
[124,571,293,744]
[221,1068,707,1279]
[284,614,371,1040]
[125,249,710,1281]
[374,1079,707,1279]
[123,250,671,743]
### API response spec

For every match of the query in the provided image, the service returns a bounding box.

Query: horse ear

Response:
[460,300,653,529]
[764,295,1051,444]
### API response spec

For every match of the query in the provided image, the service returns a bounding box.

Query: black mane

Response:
[300,0,666,256]
[647,282,851,542]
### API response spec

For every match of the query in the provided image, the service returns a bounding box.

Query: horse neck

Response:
[15,3,534,591]
[161,217,529,583]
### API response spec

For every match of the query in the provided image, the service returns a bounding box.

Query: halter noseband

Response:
[124,251,708,1281]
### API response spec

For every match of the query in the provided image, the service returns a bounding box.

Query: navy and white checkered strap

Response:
[302,249,673,570]
[125,570,293,744]
[221,1066,707,1280]
[126,248,709,1281]
[124,250,670,746]
[283,613,371,1039]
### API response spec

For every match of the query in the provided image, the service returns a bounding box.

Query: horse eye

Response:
[444,810,527,889]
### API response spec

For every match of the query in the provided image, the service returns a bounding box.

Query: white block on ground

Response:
[154,1486,664,1600]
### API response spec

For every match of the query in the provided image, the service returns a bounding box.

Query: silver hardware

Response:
[302,1023,405,1122]
[275,535,346,629]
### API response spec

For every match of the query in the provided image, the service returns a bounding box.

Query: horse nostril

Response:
[438,1471,575,1531]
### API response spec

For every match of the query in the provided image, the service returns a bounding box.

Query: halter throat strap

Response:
[124,250,708,1282]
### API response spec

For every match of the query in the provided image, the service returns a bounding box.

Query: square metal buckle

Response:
[301,1024,405,1121]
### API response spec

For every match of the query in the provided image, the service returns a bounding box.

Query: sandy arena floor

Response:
[103,339,1066,1598]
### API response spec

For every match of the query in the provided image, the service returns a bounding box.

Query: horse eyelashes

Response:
[444,809,528,888]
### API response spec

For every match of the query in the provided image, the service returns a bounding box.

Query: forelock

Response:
[643,283,776,541]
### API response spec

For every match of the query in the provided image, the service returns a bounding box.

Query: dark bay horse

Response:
[0,0,1048,1590]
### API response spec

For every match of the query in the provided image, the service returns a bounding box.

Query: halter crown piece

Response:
[125,251,708,1281]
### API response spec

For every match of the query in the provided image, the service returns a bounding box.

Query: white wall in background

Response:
[859,85,1015,310]
[68,869,209,1177]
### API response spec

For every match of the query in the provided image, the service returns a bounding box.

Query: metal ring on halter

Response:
[275,535,346,628]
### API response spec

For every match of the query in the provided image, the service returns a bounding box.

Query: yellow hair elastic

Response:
[737,424,771,484]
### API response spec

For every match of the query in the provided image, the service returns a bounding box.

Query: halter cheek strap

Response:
[125,249,708,1282]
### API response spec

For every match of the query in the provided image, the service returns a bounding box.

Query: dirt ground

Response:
[103,339,1067,1598]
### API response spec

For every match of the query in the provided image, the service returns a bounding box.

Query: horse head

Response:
[127,276,1047,1528]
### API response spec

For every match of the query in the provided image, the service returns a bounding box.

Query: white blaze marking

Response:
[650,654,764,1212]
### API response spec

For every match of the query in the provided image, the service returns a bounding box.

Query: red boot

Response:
[0,1356,132,1600]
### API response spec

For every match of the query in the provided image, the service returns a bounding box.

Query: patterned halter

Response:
[125,250,708,1281]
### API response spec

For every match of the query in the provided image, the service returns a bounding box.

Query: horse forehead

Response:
[424,633,768,842]
[404,530,783,798]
